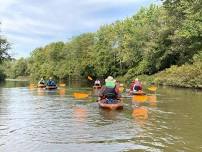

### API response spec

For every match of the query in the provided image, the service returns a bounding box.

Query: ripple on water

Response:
[0,86,202,152]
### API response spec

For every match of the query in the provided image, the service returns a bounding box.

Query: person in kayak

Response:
[94,79,101,86]
[38,78,45,85]
[130,78,142,94]
[99,76,120,103]
[47,77,56,86]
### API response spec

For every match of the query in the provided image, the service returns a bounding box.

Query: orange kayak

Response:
[98,99,123,110]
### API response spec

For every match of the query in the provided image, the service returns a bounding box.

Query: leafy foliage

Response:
[0,23,11,80]
[3,2,202,88]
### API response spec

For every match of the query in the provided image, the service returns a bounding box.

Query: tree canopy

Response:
[3,1,202,83]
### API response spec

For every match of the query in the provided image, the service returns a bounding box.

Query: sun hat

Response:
[105,76,116,88]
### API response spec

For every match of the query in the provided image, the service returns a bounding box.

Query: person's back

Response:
[133,78,142,91]
[38,78,45,85]
[102,86,117,99]
[99,76,120,103]
[47,77,56,86]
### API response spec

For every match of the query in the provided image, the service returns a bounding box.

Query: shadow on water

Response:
[0,80,29,88]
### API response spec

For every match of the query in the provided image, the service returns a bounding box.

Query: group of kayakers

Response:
[38,77,56,87]
[95,76,143,104]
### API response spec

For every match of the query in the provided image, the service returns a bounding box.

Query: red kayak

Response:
[98,98,123,110]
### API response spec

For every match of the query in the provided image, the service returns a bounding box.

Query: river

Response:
[0,81,202,152]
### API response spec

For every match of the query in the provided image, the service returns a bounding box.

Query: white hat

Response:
[135,78,138,81]
[105,76,116,83]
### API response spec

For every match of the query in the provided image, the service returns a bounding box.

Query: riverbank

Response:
[5,77,30,82]
[118,62,202,89]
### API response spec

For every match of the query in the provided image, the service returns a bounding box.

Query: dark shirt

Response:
[99,86,120,99]
[47,80,56,86]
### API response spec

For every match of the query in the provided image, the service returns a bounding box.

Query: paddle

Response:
[72,76,92,99]
[73,76,100,99]
[73,92,89,99]
[59,83,66,87]
[118,84,124,93]
[87,76,93,81]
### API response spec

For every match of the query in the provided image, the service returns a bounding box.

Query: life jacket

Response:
[133,81,142,91]
[47,80,56,86]
[103,87,117,99]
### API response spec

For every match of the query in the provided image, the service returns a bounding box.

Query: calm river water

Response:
[0,81,202,152]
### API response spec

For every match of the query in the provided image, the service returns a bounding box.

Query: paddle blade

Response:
[73,93,89,99]
[132,95,148,102]
[87,76,93,81]
[73,107,87,122]
[148,86,157,91]
[119,86,124,93]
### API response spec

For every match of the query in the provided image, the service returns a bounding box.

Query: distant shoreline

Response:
[5,78,29,82]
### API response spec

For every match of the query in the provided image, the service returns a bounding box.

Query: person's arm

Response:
[130,83,134,91]
[139,82,142,90]
[115,85,121,98]
[99,86,106,98]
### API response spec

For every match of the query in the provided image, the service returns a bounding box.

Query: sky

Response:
[0,0,160,58]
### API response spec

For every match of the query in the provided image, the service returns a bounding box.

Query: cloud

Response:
[0,0,160,58]
[0,0,19,12]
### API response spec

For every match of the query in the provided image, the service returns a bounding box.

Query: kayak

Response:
[98,98,123,110]
[130,90,146,95]
[37,84,46,88]
[46,85,57,90]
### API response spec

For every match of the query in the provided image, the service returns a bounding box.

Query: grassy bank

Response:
[154,64,202,89]
[117,57,202,89]
[5,76,30,82]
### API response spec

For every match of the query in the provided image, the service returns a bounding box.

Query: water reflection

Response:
[148,95,157,107]
[132,107,148,126]
[46,90,58,96]
[99,109,119,121]
[58,88,66,96]
[1,81,202,152]
[73,106,87,123]
[37,88,45,96]
[0,80,29,88]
